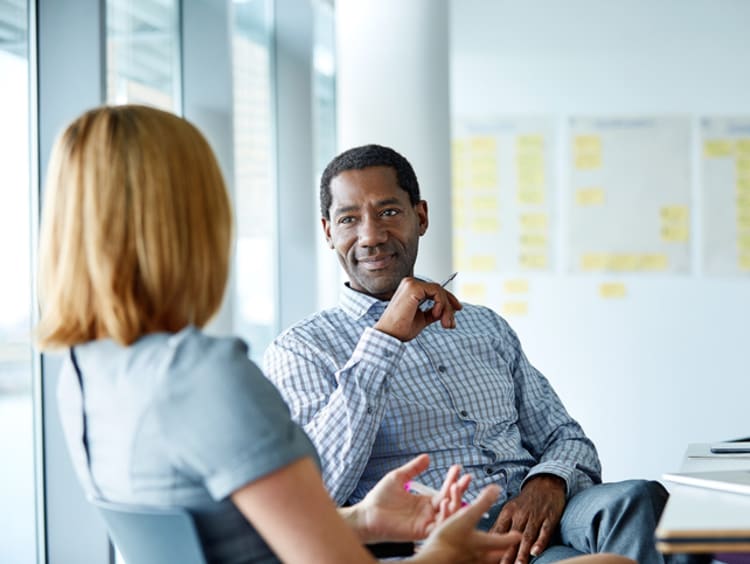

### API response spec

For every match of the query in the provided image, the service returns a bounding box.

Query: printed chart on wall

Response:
[567,116,691,274]
[701,117,750,276]
[451,117,556,303]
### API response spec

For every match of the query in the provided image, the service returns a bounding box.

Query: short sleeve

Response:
[156,332,318,501]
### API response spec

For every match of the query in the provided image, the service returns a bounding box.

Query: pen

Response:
[404,479,490,518]
[418,271,458,309]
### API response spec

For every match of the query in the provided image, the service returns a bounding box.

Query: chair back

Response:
[91,497,208,564]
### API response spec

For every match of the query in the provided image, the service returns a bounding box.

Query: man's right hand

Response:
[373,277,462,342]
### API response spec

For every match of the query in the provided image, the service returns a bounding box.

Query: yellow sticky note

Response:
[735,138,750,156]
[575,153,602,170]
[470,170,498,189]
[737,214,750,230]
[737,176,750,193]
[516,152,544,170]
[502,301,529,316]
[519,253,548,270]
[517,168,545,190]
[471,196,498,212]
[520,213,549,230]
[574,135,602,153]
[452,139,468,156]
[517,190,545,206]
[599,282,627,299]
[519,233,548,247]
[704,139,734,158]
[608,254,639,272]
[454,213,466,230]
[638,254,668,271]
[661,225,690,243]
[517,135,544,152]
[660,205,689,223]
[460,283,487,302]
[470,136,497,154]
[740,253,750,271]
[738,233,750,250]
[576,187,605,206]
[736,158,750,175]
[471,217,499,233]
[737,195,750,209]
[453,237,466,255]
[503,279,530,294]
[580,253,608,271]
[469,255,497,272]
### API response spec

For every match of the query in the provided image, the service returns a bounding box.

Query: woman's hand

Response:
[411,485,522,564]
[351,454,471,543]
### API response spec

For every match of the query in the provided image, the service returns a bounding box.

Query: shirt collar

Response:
[338,275,435,321]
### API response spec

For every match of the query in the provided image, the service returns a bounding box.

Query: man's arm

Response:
[264,326,405,505]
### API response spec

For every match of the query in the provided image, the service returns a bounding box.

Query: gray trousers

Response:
[478,479,701,564]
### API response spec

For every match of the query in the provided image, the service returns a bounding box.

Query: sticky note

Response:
[517,190,545,205]
[737,176,750,193]
[460,283,487,302]
[660,205,689,223]
[574,153,602,170]
[661,225,690,243]
[599,282,627,299]
[517,135,544,152]
[638,254,668,271]
[516,152,544,170]
[519,253,548,270]
[737,214,750,230]
[740,254,750,271]
[519,233,548,247]
[704,139,734,158]
[452,139,467,155]
[454,213,466,230]
[472,196,498,212]
[608,254,639,271]
[470,136,497,154]
[517,168,545,190]
[736,158,750,175]
[737,195,750,209]
[576,187,605,206]
[580,253,608,271]
[471,171,498,189]
[471,217,499,233]
[520,213,549,230]
[503,279,530,294]
[574,135,602,153]
[738,232,750,250]
[469,255,497,272]
[735,138,750,155]
[502,301,529,316]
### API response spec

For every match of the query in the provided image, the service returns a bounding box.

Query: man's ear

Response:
[415,200,429,236]
[321,217,334,248]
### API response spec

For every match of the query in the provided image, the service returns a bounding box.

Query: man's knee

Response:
[613,479,669,516]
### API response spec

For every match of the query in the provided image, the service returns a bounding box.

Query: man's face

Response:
[322,165,428,300]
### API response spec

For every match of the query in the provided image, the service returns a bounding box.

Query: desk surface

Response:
[656,443,750,554]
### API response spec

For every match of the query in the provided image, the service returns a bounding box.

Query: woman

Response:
[36,104,519,563]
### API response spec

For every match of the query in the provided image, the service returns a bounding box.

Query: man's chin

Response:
[352,271,402,300]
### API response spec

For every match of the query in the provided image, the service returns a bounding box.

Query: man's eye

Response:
[338,216,355,224]
[381,209,399,217]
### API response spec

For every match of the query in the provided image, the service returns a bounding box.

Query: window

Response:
[106,0,180,110]
[0,0,36,562]
[231,0,276,360]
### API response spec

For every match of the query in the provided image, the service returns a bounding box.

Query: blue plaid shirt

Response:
[264,284,601,506]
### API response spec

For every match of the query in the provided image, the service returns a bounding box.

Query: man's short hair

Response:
[319,144,421,219]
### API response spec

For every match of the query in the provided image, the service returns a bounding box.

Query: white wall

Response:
[450,0,750,481]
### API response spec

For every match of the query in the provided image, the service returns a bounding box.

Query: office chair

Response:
[90,498,207,564]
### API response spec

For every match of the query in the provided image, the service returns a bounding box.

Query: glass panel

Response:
[231,0,276,361]
[0,0,36,562]
[312,0,342,308]
[106,0,180,111]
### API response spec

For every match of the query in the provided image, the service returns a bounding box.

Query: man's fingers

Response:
[470,529,522,551]
[514,520,540,564]
[530,519,554,557]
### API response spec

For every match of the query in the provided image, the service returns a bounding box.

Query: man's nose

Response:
[358,215,387,247]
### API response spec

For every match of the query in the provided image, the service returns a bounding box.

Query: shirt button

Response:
[384,350,392,357]
[459,409,468,417]
[438,365,447,373]
[367,406,373,414]
[482,449,494,457]
[485,467,495,475]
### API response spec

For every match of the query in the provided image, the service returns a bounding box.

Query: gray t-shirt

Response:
[57,326,319,563]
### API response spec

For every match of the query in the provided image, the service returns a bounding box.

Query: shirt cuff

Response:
[522,462,578,499]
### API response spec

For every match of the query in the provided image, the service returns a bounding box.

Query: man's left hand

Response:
[490,474,566,564]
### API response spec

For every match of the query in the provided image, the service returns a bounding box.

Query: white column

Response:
[335,0,452,281]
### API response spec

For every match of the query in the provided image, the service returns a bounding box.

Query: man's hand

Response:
[353,454,471,543]
[374,277,462,342]
[491,474,567,564]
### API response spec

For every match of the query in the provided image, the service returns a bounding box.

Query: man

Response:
[264,144,670,564]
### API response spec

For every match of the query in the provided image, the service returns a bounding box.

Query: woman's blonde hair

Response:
[37,105,232,349]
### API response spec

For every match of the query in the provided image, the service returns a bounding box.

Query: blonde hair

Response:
[37,105,232,349]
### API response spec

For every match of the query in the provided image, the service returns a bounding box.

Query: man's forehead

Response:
[330,167,409,206]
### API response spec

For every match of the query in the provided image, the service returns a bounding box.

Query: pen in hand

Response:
[418,271,458,311]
